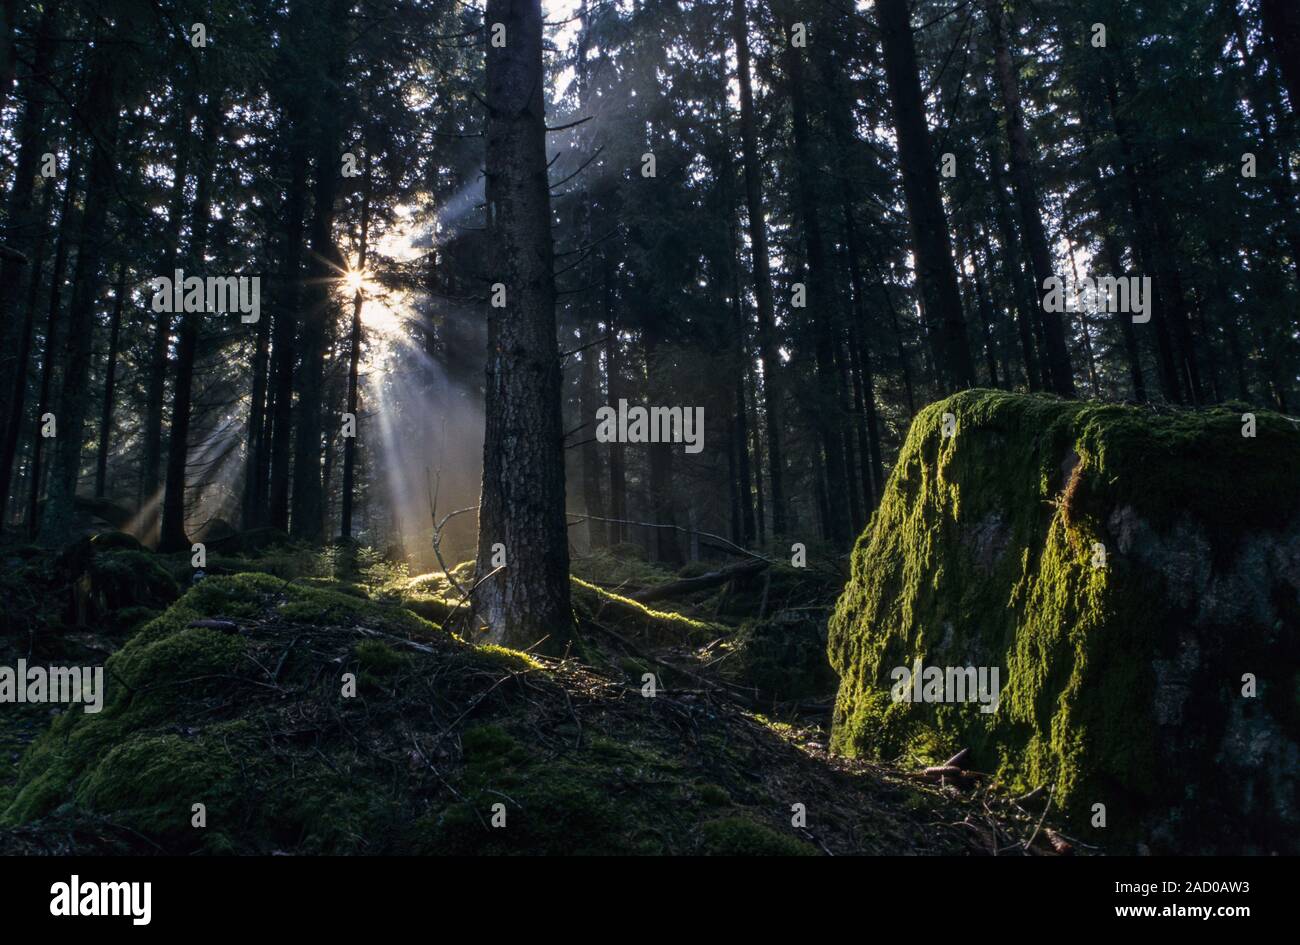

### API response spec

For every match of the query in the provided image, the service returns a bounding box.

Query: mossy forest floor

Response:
[0,533,1084,855]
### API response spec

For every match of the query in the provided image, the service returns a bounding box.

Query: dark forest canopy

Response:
[0,0,1297,595]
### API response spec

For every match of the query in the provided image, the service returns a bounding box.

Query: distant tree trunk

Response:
[578,332,606,549]
[38,49,121,547]
[0,0,61,435]
[832,336,865,535]
[641,331,683,565]
[0,178,53,527]
[0,163,56,530]
[875,0,976,393]
[1075,91,1146,401]
[290,0,349,543]
[985,148,1043,391]
[340,171,371,542]
[746,364,766,545]
[94,265,127,498]
[985,0,1074,397]
[1101,55,1187,403]
[1260,0,1300,113]
[1225,0,1300,288]
[603,258,626,546]
[0,3,62,527]
[574,1,605,552]
[731,0,786,535]
[782,13,851,544]
[968,230,1002,389]
[728,217,755,544]
[1206,234,1253,401]
[474,0,573,650]
[143,83,197,524]
[1065,236,1101,396]
[816,0,885,510]
[241,238,273,530]
[159,95,222,553]
[267,121,309,532]
[26,146,80,537]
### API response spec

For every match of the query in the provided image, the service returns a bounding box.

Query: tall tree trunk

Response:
[290,0,349,543]
[0,176,54,527]
[0,0,61,429]
[746,363,766,544]
[38,49,121,547]
[731,0,786,534]
[474,0,573,650]
[782,12,850,544]
[159,95,222,553]
[267,122,309,532]
[1101,56,1186,403]
[1226,0,1300,288]
[0,159,57,529]
[1075,89,1146,400]
[27,146,81,537]
[875,0,976,393]
[985,0,1075,396]
[340,168,371,542]
[142,82,198,531]
[986,147,1044,390]
[728,217,756,544]
[241,237,273,530]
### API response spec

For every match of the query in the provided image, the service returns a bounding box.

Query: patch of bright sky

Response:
[543,0,584,99]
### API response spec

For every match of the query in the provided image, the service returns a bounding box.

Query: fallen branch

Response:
[629,557,769,603]
[567,513,771,563]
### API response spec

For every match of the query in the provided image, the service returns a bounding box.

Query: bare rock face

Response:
[828,391,1300,854]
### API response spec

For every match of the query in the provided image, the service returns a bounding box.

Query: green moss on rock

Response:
[828,391,1300,854]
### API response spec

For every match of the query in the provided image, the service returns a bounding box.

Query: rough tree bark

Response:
[474,0,573,651]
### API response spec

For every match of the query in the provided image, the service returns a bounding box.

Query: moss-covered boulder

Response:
[828,391,1300,854]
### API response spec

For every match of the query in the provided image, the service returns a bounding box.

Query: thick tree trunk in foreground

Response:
[874,0,976,393]
[475,0,572,651]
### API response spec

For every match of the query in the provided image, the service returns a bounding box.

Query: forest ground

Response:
[0,531,1085,855]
